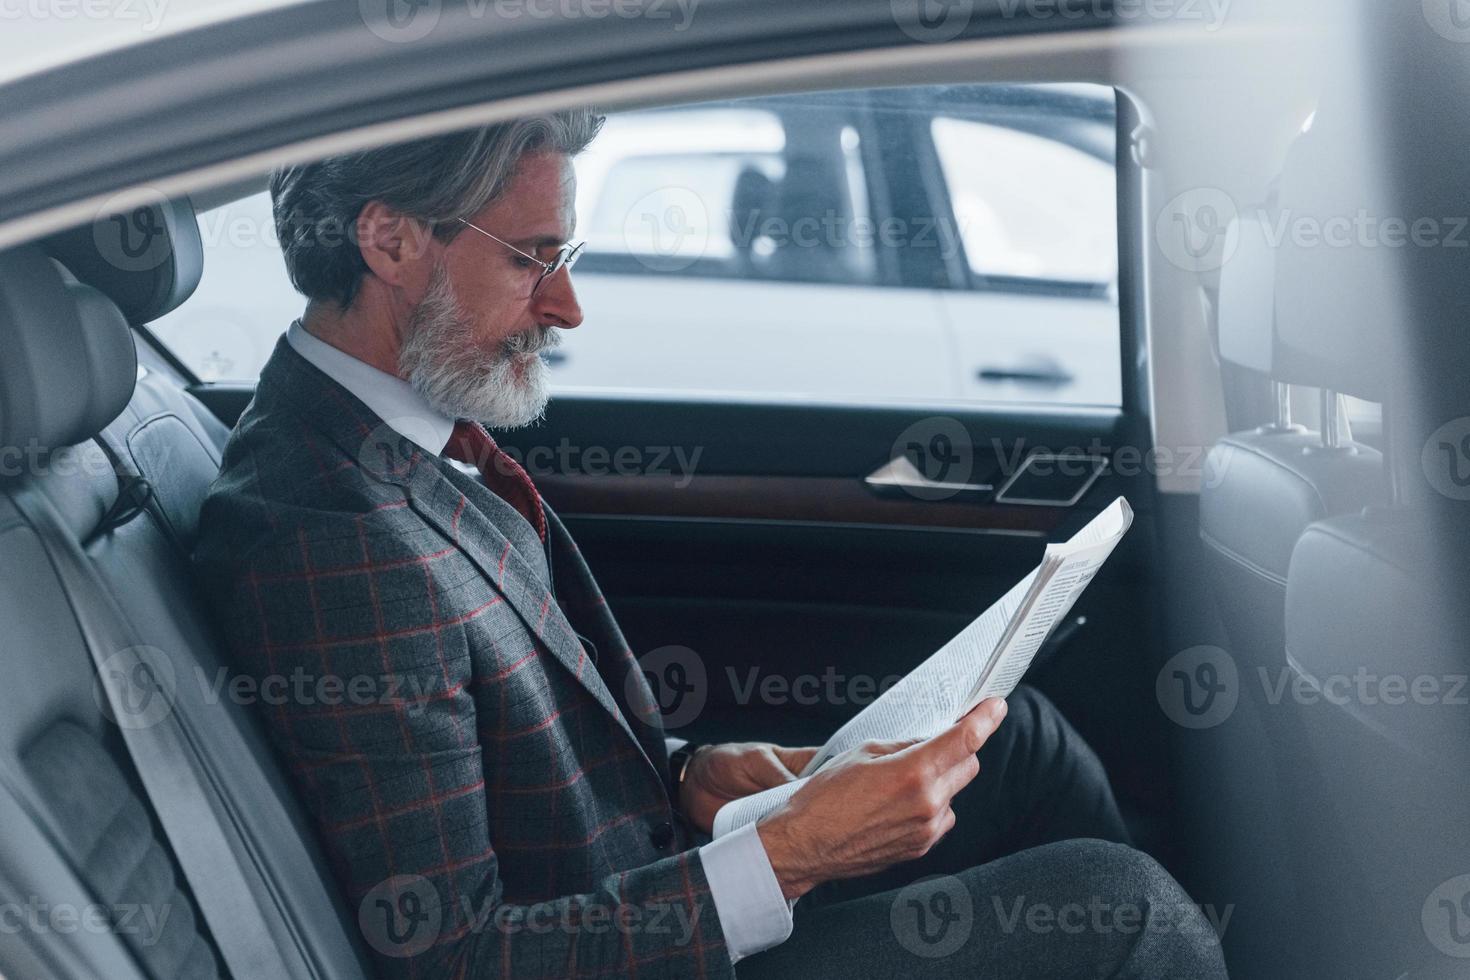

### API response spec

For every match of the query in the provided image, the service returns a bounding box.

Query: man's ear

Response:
[356,201,436,292]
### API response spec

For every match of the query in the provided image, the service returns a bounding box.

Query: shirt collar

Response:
[285,319,457,458]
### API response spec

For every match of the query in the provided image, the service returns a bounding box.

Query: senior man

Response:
[195,109,1227,979]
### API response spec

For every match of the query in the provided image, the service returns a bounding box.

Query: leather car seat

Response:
[0,199,374,979]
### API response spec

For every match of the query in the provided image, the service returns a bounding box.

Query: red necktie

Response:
[444,420,547,543]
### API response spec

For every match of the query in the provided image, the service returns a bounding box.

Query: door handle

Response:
[864,456,994,497]
[976,366,1074,386]
[541,350,569,366]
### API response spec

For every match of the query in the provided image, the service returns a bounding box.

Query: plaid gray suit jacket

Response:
[195,337,732,979]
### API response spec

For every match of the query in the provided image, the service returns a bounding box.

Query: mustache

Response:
[503,326,561,357]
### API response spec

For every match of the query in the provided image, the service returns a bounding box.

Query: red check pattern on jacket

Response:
[195,338,731,979]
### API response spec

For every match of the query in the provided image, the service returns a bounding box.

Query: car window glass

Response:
[147,84,1123,409]
[932,116,1117,287]
[574,105,877,286]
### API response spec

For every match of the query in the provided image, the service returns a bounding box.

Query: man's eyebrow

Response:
[508,234,572,250]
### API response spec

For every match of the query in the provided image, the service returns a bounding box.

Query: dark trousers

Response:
[739,686,1228,979]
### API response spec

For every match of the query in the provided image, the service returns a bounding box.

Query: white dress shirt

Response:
[285,322,794,963]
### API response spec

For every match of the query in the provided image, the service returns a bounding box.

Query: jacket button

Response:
[650,821,674,849]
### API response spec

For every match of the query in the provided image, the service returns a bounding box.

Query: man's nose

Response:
[533,269,583,329]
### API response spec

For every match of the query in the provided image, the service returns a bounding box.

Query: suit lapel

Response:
[544,506,670,771]
[256,338,659,777]
[409,460,661,777]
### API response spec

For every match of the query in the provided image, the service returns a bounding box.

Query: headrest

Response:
[1270,121,1402,402]
[44,196,203,325]
[0,246,137,455]
[1217,213,1278,374]
[730,167,776,251]
[771,157,852,283]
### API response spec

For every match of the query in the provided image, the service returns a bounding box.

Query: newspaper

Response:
[711,496,1134,838]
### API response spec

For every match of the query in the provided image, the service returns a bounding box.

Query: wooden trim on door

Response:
[537,473,1069,534]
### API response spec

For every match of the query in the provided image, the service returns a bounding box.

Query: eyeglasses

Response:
[455,217,585,297]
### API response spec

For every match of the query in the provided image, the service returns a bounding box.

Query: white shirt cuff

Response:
[699,821,794,963]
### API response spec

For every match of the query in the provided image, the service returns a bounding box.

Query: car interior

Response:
[0,2,1467,979]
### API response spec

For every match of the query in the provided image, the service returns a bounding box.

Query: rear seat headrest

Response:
[43,196,203,326]
[1270,118,1401,402]
[0,246,137,455]
[1217,213,1278,375]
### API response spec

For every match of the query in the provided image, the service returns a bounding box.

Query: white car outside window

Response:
[148,84,1122,410]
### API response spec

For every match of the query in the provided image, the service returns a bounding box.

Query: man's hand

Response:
[678,742,821,834]
[756,698,1009,901]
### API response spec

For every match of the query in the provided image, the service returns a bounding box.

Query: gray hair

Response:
[271,109,605,309]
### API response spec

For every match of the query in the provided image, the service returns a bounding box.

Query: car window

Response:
[573,105,877,287]
[147,84,1122,408]
[148,190,299,383]
[932,116,1118,289]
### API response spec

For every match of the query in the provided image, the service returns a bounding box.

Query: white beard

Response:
[398,264,559,429]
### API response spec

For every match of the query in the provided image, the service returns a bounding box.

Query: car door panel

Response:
[492,394,1165,842]
[942,290,1123,407]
